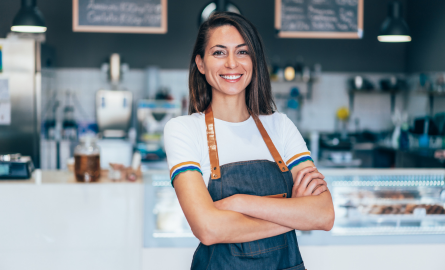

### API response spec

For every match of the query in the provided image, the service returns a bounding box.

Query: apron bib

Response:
[191,106,305,270]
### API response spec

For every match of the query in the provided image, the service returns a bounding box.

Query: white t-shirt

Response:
[164,112,312,187]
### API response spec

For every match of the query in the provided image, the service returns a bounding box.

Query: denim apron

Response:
[191,106,305,270]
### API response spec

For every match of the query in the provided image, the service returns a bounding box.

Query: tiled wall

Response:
[41,68,439,135]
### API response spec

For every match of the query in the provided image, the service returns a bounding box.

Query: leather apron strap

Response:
[251,114,289,173]
[205,106,289,180]
[205,106,222,179]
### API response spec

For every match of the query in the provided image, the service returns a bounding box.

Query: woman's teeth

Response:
[221,75,241,80]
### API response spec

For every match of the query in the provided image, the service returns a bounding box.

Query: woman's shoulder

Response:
[258,111,288,124]
[164,113,205,135]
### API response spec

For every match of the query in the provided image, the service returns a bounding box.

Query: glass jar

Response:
[74,136,101,182]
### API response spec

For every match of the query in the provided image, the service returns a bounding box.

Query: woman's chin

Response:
[214,87,245,96]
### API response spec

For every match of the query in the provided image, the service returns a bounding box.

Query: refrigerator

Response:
[0,36,54,169]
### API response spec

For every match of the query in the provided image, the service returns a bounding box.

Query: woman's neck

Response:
[211,89,250,123]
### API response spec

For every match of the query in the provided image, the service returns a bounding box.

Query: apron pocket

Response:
[230,233,287,257]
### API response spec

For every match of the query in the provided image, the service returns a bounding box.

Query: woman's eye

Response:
[213,50,225,56]
[238,50,249,55]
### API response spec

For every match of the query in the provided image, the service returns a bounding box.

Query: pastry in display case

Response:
[327,169,445,236]
[143,172,198,248]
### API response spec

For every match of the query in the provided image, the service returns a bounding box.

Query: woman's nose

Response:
[225,54,238,69]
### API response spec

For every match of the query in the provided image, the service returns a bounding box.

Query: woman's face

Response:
[195,25,253,97]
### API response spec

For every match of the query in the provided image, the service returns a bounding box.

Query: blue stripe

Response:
[171,166,202,186]
[288,156,313,170]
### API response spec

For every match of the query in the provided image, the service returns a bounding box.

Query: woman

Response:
[164,12,335,270]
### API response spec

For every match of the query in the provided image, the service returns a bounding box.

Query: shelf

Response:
[417,90,445,96]
[348,89,402,94]
[347,89,401,113]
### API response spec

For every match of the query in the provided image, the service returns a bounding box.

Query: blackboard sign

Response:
[275,0,363,39]
[73,0,167,33]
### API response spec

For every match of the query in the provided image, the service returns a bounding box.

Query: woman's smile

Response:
[220,73,243,82]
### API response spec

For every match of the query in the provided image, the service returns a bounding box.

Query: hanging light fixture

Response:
[11,0,47,33]
[198,0,241,26]
[378,1,411,42]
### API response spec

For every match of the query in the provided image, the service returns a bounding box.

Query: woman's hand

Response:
[292,167,327,198]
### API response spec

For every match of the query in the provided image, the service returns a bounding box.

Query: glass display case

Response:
[143,169,445,248]
[327,169,445,236]
[143,171,198,247]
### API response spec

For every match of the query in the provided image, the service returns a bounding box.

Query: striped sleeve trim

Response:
[286,152,313,170]
[170,161,202,186]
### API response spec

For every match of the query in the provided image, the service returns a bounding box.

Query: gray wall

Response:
[406,0,445,72]
[0,0,409,72]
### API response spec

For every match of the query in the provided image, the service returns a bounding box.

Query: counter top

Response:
[3,168,444,185]
[0,169,143,184]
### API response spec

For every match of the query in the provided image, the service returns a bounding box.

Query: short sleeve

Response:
[282,114,313,170]
[164,118,203,186]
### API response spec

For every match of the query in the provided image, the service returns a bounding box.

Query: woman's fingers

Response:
[303,179,327,196]
[292,167,327,197]
[294,167,317,186]
[298,172,325,191]
[312,184,328,196]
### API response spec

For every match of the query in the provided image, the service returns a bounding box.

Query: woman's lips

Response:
[220,74,242,82]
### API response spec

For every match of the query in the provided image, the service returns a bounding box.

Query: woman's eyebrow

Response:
[209,43,247,50]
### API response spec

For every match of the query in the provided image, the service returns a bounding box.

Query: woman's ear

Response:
[195,55,205,75]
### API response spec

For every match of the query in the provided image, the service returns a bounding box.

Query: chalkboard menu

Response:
[275,0,363,38]
[73,0,167,33]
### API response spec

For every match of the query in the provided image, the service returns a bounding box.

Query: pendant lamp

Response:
[199,0,241,26]
[11,0,47,33]
[378,1,411,42]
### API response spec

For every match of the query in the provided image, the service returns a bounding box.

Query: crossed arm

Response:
[174,161,335,246]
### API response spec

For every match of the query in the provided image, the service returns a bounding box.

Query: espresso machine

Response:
[96,54,133,169]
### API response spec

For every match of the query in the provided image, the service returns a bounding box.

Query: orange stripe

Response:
[170,161,201,177]
[286,152,311,165]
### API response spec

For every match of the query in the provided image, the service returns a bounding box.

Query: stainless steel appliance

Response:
[96,90,132,138]
[96,53,132,138]
[0,36,52,168]
[0,154,34,179]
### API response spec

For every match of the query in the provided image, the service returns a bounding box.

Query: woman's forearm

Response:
[174,171,294,246]
[199,209,293,245]
[224,191,335,231]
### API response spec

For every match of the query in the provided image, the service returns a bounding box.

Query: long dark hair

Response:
[188,12,275,116]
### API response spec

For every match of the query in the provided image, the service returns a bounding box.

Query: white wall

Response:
[42,68,441,134]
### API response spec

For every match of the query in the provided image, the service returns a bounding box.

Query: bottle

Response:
[74,136,101,182]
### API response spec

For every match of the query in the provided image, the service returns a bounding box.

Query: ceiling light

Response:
[11,0,46,33]
[378,1,410,43]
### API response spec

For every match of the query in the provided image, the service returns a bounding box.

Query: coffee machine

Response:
[96,54,133,169]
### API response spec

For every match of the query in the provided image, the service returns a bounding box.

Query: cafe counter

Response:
[0,170,143,270]
[1,169,445,270]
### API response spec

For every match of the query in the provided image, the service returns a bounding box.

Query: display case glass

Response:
[143,171,198,247]
[143,169,445,247]
[327,169,445,236]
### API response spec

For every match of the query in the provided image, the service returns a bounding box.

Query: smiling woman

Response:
[164,12,334,270]
[188,12,274,117]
